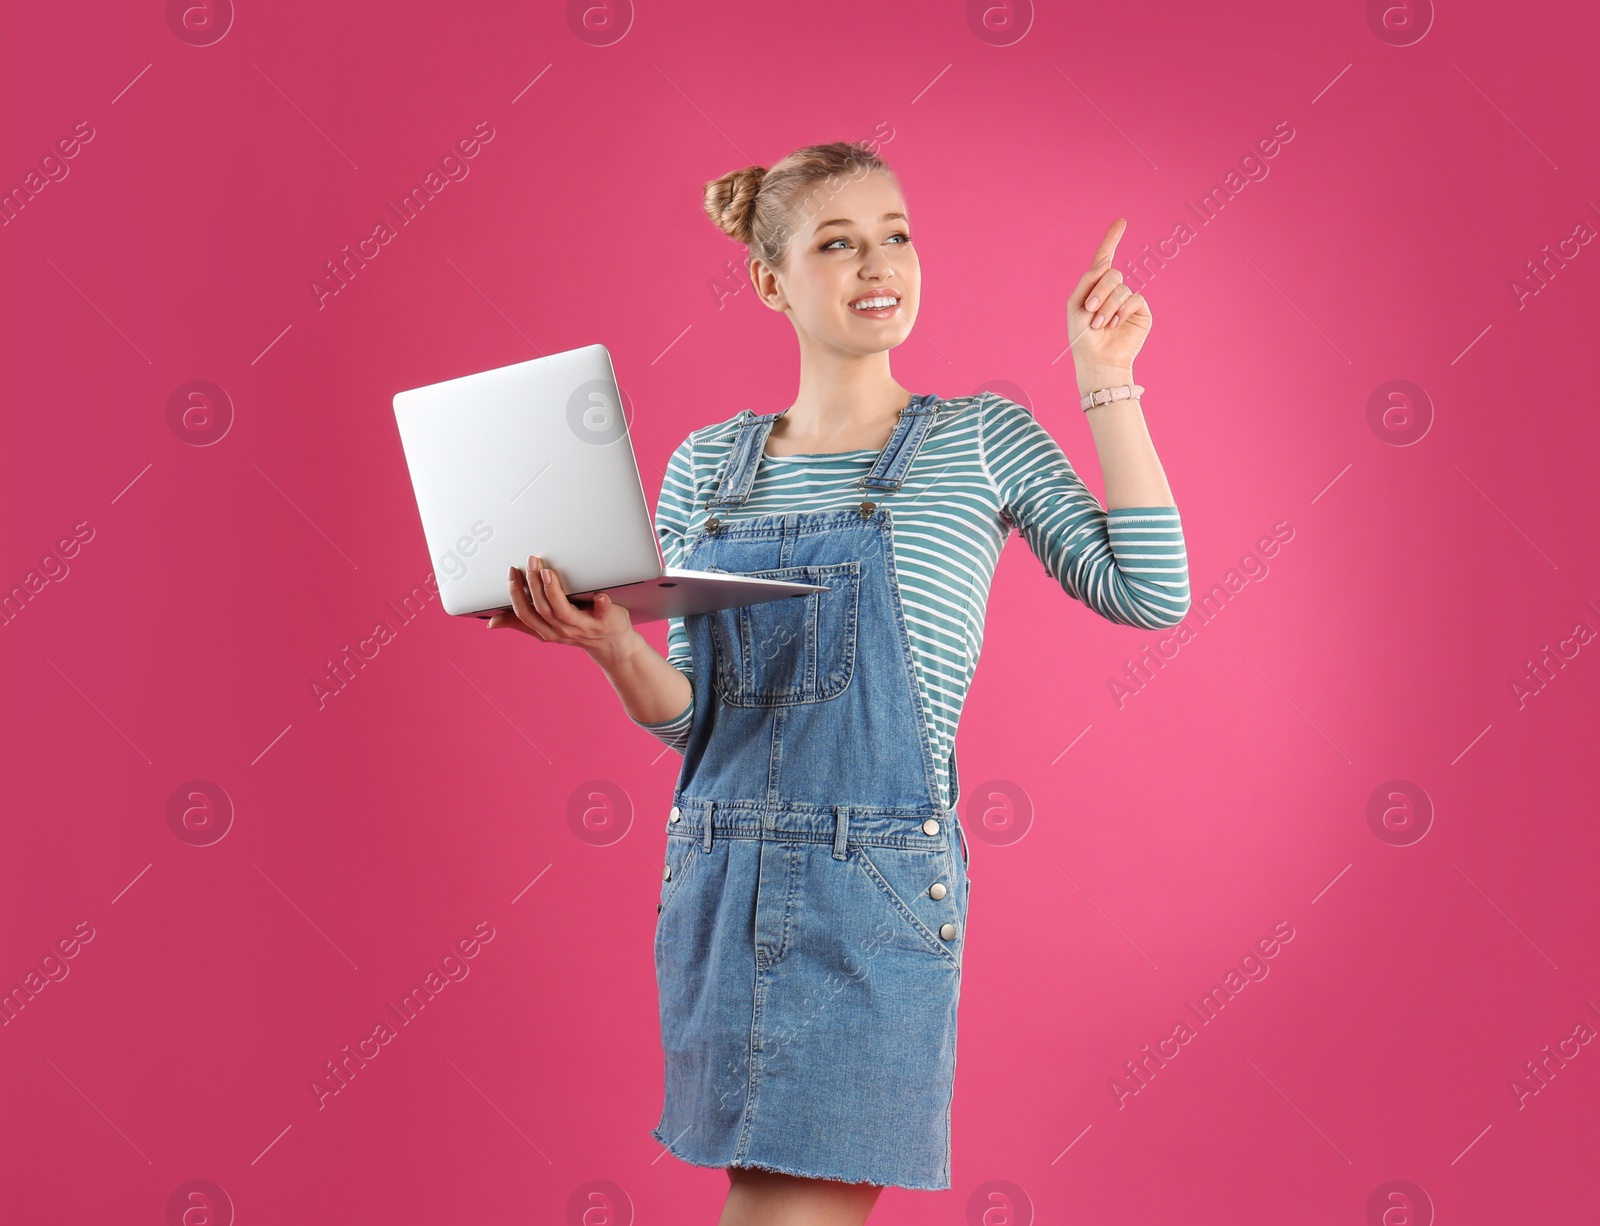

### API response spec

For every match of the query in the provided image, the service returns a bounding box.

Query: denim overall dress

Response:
[651,394,972,1191]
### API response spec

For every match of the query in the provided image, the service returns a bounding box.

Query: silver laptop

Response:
[391,344,827,622]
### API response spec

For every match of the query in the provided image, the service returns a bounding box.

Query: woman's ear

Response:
[750,259,787,312]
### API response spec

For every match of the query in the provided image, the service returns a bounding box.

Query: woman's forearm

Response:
[1076,362,1177,510]
[590,630,693,725]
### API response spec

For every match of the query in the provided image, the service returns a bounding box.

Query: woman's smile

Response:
[848,289,902,319]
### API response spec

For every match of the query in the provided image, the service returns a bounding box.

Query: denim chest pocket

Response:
[709,561,861,707]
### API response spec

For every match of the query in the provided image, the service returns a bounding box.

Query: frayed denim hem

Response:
[649,1125,950,1192]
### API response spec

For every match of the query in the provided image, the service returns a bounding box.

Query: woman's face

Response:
[758,170,920,354]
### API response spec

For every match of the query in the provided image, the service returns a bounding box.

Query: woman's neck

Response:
[768,383,915,456]
[765,400,912,457]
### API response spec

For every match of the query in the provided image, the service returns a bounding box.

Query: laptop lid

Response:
[392,344,663,617]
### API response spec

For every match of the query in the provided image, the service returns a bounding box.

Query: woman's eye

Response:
[822,232,912,250]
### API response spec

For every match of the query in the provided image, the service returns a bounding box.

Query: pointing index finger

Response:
[1089,218,1127,271]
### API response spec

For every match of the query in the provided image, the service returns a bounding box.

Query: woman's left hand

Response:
[1067,218,1151,375]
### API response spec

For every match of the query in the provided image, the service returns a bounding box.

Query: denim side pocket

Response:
[657,833,699,922]
[853,842,962,969]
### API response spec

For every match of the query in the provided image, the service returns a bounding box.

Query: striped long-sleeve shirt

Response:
[631,391,1191,808]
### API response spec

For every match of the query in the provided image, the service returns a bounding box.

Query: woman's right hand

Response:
[488,554,637,663]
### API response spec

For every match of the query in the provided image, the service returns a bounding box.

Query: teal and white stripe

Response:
[632,392,1191,807]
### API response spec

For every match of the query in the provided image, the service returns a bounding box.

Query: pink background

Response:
[4,1,1598,1222]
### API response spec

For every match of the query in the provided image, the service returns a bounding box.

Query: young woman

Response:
[489,141,1190,1224]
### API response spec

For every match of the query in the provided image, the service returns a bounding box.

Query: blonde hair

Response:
[702,140,897,271]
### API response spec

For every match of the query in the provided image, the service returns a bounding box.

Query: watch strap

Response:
[1080,383,1144,411]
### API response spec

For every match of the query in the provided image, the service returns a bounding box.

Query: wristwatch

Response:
[1080,383,1144,412]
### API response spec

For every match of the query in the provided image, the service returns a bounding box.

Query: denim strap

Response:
[858,395,939,493]
[704,395,941,509]
[704,411,766,509]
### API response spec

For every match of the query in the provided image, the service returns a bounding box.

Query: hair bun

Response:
[703,164,767,245]
[702,142,895,268]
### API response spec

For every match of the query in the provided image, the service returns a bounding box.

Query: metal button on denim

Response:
[929,881,947,900]
[663,864,672,881]
[922,818,940,835]
[670,806,682,822]
[939,923,958,941]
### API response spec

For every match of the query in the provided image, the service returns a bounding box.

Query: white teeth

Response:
[852,297,897,310]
